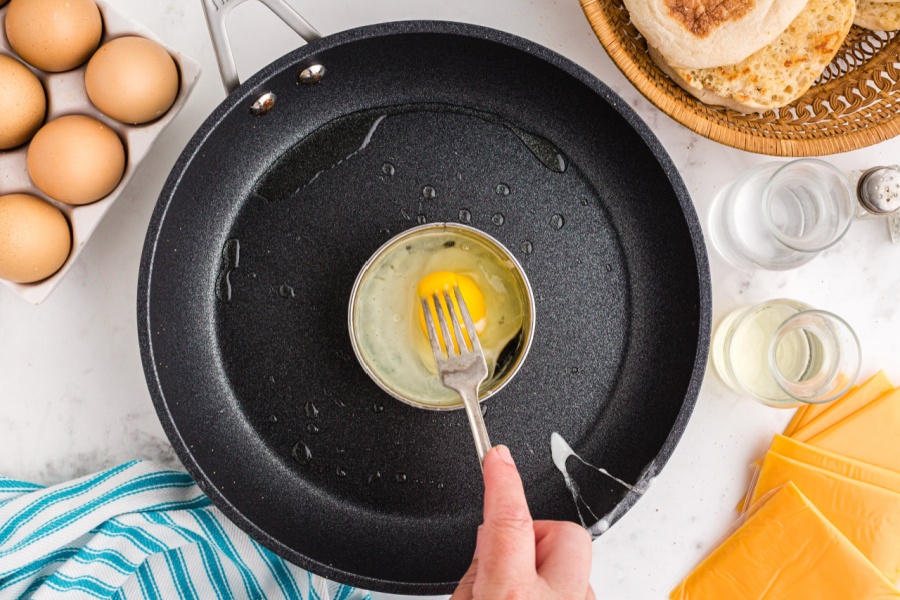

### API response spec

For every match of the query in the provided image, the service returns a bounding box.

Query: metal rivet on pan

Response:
[299,64,326,84]
[250,92,277,116]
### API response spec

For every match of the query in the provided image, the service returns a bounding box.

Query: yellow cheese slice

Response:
[770,434,900,493]
[783,404,811,437]
[748,378,878,512]
[807,387,900,473]
[792,372,893,442]
[785,381,862,436]
[671,483,900,600]
[741,380,881,514]
[748,451,900,580]
[782,374,870,450]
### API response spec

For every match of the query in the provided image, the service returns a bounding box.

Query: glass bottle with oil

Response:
[711,299,860,407]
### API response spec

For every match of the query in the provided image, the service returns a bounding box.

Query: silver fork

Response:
[421,285,492,465]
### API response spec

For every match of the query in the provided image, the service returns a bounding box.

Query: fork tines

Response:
[421,284,483,360]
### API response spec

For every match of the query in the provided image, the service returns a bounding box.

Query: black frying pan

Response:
[138,8,711,595]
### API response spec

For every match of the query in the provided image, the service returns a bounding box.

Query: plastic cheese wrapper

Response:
[769,434,900,494]
[670,483,900,600]
[745,450,900,580]
[807,387,900,472]
[791,371,893,442]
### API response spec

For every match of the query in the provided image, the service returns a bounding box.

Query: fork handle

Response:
[459,386,492,467]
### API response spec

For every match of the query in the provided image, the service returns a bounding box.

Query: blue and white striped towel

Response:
[0,461,370,600]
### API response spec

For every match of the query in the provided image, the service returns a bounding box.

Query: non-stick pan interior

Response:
[139,22,709,595]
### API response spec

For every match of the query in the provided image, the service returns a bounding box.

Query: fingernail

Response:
[494,445,515,466]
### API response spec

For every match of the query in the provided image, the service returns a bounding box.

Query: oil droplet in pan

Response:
[458,209,472,224]
[495,183,510,196]
[422,185,436,199]
[510,127,568,173]
[550,214,565,230]
[216,239,240,302]
[291,441,312,465]
[491,213,505,226]
[520,241,533,255]
[304,401,319,419]
[382,162,395,176]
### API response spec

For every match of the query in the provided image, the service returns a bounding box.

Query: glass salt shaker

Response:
[849,165,900,244]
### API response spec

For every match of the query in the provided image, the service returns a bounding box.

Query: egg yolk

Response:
[417,271,487,353]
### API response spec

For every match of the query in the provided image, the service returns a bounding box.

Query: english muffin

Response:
[651,0,856,112]
[855,1,900,30]
[625,0,809,69]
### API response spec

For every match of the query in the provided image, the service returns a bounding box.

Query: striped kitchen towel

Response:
[0,461,370,600]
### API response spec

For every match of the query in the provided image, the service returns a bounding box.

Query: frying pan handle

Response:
[201,0,321,93]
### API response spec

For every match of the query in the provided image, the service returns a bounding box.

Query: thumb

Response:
[476,446,536,584]
[450,539,479,600]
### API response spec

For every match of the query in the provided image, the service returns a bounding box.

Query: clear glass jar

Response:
[709,160,855,270]
[711,299,861,407]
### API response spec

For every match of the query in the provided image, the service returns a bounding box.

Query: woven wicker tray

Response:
[581,0,900,156]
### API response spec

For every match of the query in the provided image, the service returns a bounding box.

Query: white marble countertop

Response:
[2,0,899,598]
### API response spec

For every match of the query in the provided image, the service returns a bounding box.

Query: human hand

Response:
[451,445,595,600]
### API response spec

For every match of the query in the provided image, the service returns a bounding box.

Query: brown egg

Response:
[0,54,46,149]
[0,194,71,283]
[27,115,126,205]
[86,37,179,125]
[5,0,102,72]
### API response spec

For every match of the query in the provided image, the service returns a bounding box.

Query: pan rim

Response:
[137,19,712,595]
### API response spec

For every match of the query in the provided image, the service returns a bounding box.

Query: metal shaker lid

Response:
[857,166,900,215]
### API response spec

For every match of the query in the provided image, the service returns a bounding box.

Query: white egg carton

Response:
[0,0,200,304]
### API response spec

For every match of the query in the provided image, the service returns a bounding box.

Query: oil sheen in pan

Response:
[252,103,569,202]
